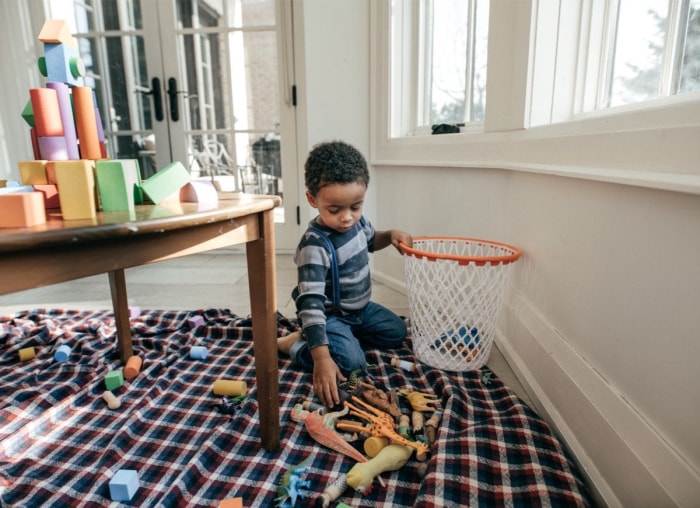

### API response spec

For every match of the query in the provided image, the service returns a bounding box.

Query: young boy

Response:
[278,140,412,407]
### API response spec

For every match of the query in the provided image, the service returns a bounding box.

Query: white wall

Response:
[297,1,700,506]
[295,0,377,226]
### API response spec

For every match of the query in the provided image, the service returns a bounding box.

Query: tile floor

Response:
[0,249,532,406]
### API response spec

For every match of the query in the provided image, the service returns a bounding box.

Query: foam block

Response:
[104,370,124,391]
[0,192,47,228]
[38,19,75,47]
[44,42,85,86]
[187,315,205,329]
[124,356,142,381]
[21,100,34,127]
[29,88,63,137]
[219,498,243,508]
[212,380,247,397]
[47,81,80,159]
[189,346,208,360]
[180,180,219,204]
[37,136,69,161]
[18,160,48,185]
[109,469,139,501]
[33,184,60,209]
[54,160,97,220]
[19,347,36,362]
[140,161,190,204]
[54,344,71,362]
[95,159,141,212]
[72,86,101,159]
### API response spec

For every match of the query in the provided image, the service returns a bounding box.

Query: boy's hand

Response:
[311,346,346,407]
[390,229,413,251]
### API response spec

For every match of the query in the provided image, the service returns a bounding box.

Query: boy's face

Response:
[306,181,366,233]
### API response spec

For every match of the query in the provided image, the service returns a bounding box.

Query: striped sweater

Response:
[292,216,375,349]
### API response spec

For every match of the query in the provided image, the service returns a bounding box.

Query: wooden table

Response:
[0,194,282,451]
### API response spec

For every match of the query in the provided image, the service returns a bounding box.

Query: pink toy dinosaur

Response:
[291,403,367,463]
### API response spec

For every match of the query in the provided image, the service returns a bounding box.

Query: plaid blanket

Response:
[0,309,593,507]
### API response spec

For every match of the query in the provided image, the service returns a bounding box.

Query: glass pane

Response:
[429,0,488,125]
[49,0,96,32]
[177,0,225,29]
[101,0,143,30]
[679,0,700,93]
[608,0,668,107]
[231,30,280,131]
[236,0,277,28]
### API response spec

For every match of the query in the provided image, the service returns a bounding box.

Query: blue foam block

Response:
[109,469,139,501]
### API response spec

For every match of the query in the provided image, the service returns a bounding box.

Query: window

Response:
[390,0,489,137]
[588,0,700,110]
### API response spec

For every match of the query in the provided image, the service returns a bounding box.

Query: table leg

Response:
[246,209,280,451]
[109,269,133,363]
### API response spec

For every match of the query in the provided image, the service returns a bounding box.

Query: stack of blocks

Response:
[0,19,219,229]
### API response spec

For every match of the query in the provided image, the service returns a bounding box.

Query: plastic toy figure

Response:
[275,456,312,508]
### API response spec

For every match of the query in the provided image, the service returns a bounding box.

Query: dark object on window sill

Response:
[431,123,461,134]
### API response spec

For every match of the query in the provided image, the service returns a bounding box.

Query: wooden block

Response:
[33,184,60,208]
[0,192,47,228]
[54,160,97,220]
[47,81,80,159]
[140,161,190,205]
[104,370,124,391]
[29,88,63,137]
[95,160,142,212]
[72,87,101,160]
[18,160,48,185]
[109,469,139,501]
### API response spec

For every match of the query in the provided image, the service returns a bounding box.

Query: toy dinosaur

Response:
[337,396,429,459]
[275,456,312,508]
[338,370,401,417]
[346,444,414,494]
[398,388,441,412]
[291,403,367,463]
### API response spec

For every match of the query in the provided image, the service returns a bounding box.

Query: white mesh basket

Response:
[400,237,521,372]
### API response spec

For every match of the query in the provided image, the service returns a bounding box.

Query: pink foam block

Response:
[37,136,69,161]
[180,180,219,204]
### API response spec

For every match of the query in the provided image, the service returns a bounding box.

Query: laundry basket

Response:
[400,237,522,372]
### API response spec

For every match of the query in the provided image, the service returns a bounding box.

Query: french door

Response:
[44,0,300,249]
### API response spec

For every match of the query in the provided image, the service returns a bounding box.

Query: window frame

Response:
[370,0,700,196]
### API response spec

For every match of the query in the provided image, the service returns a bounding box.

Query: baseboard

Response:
[497,289,700,507]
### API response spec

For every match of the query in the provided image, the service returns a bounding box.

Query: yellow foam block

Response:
[19,160,49,185]
[19,347,36,361]
[54,160,97,220]
[0,192,47,228]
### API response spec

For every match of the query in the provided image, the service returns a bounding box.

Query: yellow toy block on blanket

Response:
[54,160,97,220]
[140,161,190,205]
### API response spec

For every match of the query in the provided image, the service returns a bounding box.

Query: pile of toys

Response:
[278,358,443,508]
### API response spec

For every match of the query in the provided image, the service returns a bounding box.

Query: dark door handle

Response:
[135,78,164,122]
[167,77,179,122]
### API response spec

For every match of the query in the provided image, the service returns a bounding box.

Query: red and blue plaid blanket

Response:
[0,308,592,507]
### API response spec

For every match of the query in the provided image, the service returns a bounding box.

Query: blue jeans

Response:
[290,301,406,375]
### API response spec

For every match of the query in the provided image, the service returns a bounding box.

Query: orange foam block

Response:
[0,192,47,228]
[140,161,190,205]
[38,19,76,47]
[219,498,243,508]
[18,160,48,185]
[72,86,102,160]
[54,160,97,220]
[33,184,60,209]
[124,355,143,381]
[29,88,63,137]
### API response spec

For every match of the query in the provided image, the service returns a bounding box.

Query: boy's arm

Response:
[373,229,413,252]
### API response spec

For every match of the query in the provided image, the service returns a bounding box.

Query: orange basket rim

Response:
[399,236,522,265]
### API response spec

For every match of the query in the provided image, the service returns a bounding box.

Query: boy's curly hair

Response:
[304,141,370,196]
